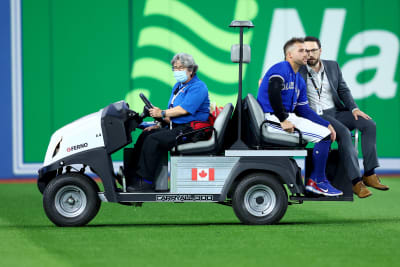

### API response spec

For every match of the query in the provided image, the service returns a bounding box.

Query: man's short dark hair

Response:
[304,36,321,48]
[283,37,304,58]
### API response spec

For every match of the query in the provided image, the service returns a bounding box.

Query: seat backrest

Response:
[172,103,233,154]
[245,94,264,143]
[245,93,304,147]
[246,94,264,125]
[213,103,233,150]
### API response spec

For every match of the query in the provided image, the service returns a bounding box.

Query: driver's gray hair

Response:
[171,53,198,73]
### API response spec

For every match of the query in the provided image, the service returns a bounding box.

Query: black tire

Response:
[232,173,288,225]
[43,173,101,227]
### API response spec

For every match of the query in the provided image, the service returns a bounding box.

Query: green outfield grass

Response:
[1,178,399,267]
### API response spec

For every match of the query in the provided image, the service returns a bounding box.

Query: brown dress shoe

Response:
[363,174,389,191]
[352,181,372,198]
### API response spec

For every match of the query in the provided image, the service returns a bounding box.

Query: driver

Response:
[126,53,210,192]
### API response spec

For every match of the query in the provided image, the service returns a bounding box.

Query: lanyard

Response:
[308,71,324,100]
[169,83,188,108]
[168,83,189,129]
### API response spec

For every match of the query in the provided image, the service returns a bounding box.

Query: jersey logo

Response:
[283,82,294,90]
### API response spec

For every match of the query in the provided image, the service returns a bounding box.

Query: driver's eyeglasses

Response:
[306,48,320,54]
[172,66,186,71]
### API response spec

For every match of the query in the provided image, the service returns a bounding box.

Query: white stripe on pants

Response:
[265,113,330,143]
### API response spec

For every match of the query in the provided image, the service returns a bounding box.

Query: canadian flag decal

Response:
[192,168,215,181]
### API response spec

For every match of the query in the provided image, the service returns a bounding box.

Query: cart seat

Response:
[245,94,306,147]
[172,103,233,154]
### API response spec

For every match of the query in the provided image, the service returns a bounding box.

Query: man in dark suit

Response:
[299,36,389,198]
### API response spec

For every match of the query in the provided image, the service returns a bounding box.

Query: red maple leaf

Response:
[199,170,207,178]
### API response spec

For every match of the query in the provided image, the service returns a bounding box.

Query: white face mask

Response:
[173,70,188,83]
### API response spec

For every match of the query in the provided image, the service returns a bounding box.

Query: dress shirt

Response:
[306,63,335,111]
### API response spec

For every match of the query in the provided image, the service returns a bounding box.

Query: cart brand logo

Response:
[66,143,88,152]
[156,195,214,202]
[192,168,215,181]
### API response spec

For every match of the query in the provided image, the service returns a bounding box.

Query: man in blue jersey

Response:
[258,37,342,196]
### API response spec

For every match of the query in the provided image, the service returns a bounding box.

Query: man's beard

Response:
[307,57,319,66]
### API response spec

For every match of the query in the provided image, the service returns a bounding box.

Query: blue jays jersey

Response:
[257,61,329,127]
[257,61,308,113]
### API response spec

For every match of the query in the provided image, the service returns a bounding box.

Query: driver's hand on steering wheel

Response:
[149,107,162,118]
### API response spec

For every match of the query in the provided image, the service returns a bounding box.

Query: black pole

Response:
[228,20,254,150]
[237,26,243,141]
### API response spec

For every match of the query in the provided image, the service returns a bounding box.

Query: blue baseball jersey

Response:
[257,61,329,127]
[167,75,210,124]
[258,61,308,113]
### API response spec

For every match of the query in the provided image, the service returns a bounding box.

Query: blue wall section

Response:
[0,0,14,178]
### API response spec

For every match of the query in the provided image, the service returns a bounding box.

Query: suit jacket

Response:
[299,60,358,111]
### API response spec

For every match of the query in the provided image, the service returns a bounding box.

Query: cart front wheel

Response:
[43,173,100,226]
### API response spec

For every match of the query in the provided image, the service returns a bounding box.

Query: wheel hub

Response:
[55,185,87,218]
[255,196,264,204]
[67,196,76,205]
[244,184,276,217]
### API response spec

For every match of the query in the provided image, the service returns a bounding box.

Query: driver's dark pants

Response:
[130,124,191,183]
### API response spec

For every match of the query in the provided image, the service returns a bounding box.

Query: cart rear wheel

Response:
[43,173,101,226]
[232,173,288,225]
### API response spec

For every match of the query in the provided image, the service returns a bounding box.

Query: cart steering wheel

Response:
[139,93,165,123]
[139,93,154,110]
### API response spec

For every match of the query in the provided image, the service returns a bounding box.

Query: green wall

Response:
[22,0,400,162]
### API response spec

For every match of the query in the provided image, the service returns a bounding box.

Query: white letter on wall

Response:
[262,9,346,77]
[262,9,306,76]
[341,30,399,99]
[319,9,346,60]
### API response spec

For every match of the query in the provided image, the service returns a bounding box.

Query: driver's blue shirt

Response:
[167,75,210,124]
